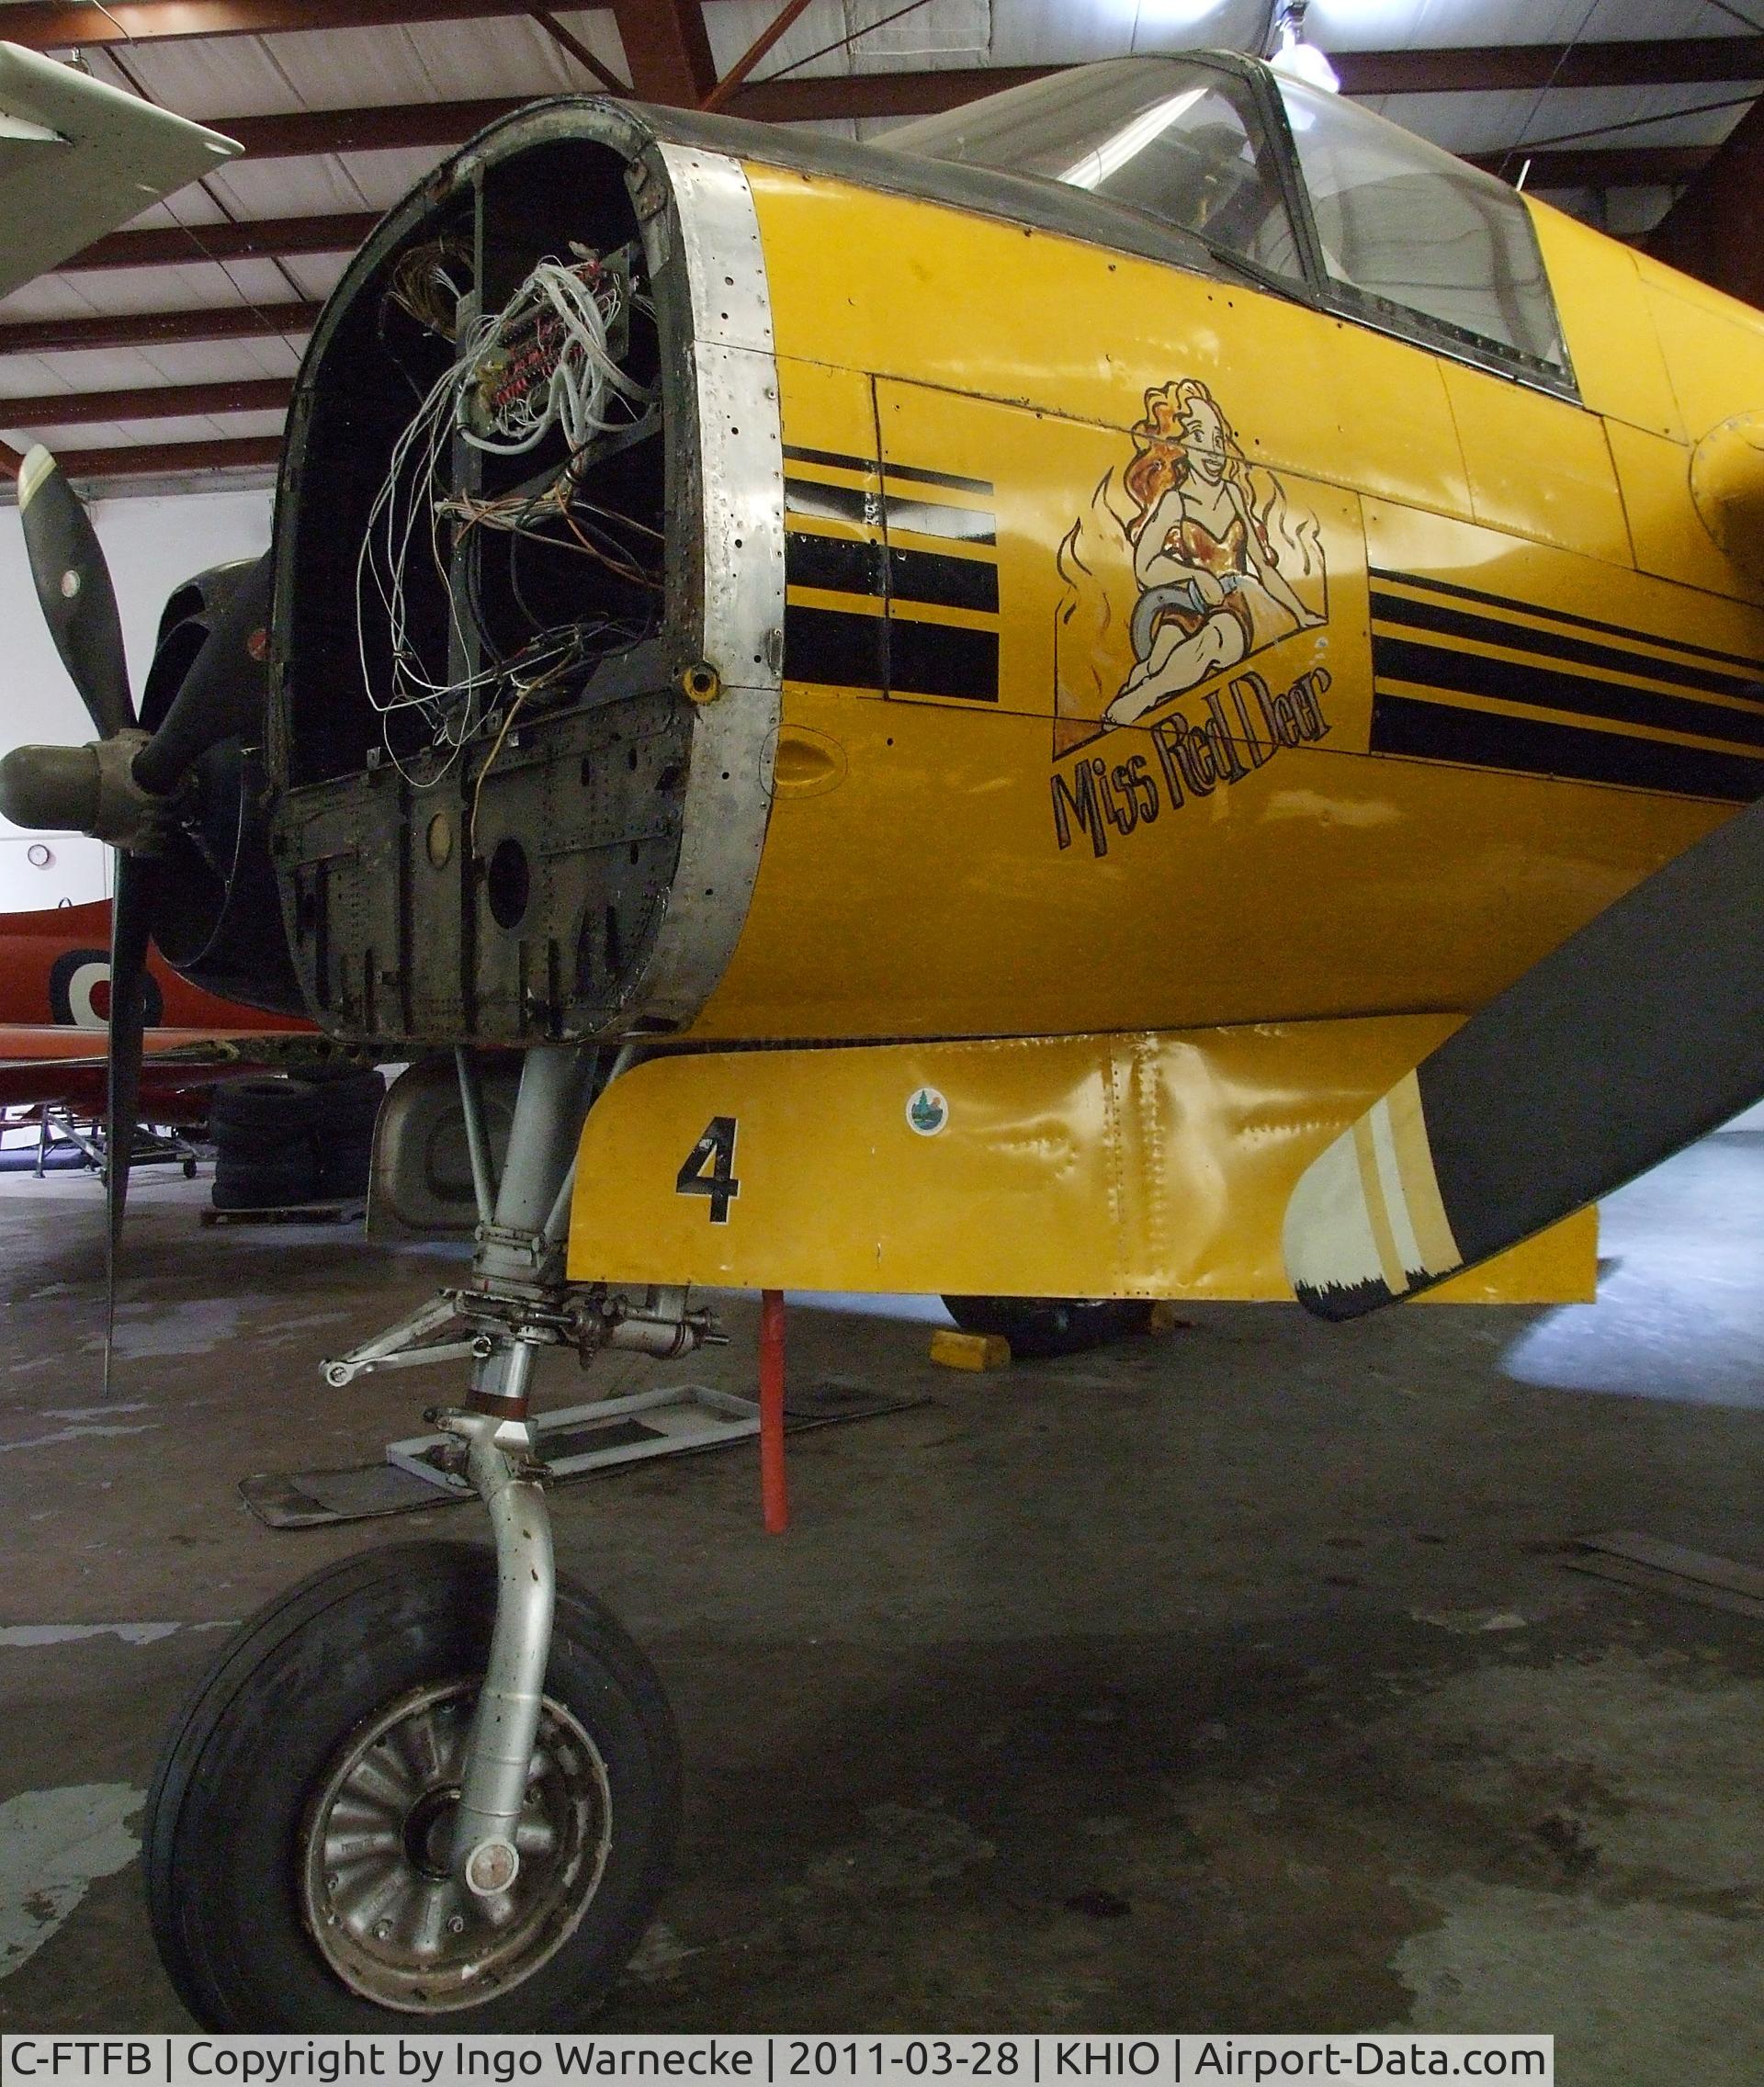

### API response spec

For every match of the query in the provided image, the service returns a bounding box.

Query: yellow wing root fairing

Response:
[567,1019,1595,1307]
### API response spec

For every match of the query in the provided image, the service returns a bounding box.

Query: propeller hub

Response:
[0,728,169,852]
[0,739,98,832]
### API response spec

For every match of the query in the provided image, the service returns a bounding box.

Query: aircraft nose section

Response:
[267,112,784,1047]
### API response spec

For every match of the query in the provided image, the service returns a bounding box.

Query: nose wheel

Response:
[144,1541,679,2029]
[301,1676,611,2012]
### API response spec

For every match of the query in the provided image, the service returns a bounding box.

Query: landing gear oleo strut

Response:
[144,1047,707,2026]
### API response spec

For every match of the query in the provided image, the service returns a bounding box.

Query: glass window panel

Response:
[1275,76,1567,371]
[887,59,1305,281]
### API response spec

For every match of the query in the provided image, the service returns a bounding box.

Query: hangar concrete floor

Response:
[0,1129,1761,2080]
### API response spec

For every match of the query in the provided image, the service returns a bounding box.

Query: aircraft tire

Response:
[942,1295,1157,1359]
[210,1152,320,1209]
[288,1063,386,1117]
[209,1077,323,1163]
[143,1540,681,2029]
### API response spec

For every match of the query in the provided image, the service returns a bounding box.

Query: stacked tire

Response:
[210,1066,386,1212]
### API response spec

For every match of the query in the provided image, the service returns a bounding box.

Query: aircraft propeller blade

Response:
[1283,795,1764,1320]
[17,446,134,739]
[105,852,158,1252]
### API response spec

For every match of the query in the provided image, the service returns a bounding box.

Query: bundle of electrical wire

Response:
[458,257,652,456]
[355,254,661,785]
[355,355,492,777]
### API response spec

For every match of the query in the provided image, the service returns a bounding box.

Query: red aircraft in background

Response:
[0,897,311,1120]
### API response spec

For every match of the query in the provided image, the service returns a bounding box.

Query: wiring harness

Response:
[460,255,653,456]
[356,248,662,786]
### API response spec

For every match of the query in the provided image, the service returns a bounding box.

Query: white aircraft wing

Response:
[0,43,241,299]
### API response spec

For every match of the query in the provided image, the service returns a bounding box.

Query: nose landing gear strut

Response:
[144,1046,695,2028]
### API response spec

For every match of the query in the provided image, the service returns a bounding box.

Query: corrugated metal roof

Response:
[0,0,1753,480]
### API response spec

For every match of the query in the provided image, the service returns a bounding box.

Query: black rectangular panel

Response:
[784,603,886,691]
[887,545,999,613]
[786,530,884,599]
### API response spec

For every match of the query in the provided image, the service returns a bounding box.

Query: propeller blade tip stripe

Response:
[17,445,56,509]
[1386,1068,1462,1273]
[1285,1074,1464,1319]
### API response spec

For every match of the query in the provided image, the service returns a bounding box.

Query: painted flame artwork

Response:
[1053,378,1327,759]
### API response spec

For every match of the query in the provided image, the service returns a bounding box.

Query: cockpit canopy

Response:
[887,53,1570,389]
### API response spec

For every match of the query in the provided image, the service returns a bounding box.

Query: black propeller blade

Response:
[1284,794,1764,1320]
[106,853,159,1251]
[17,446,134,740]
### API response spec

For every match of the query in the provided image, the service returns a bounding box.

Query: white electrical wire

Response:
[457,259,650,456]
[352,254,659,787]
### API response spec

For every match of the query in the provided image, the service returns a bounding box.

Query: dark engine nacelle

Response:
[141,559,308,1019]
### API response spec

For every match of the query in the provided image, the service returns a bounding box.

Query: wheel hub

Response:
[300,1678,611,2012]
[400,1784,462,1880]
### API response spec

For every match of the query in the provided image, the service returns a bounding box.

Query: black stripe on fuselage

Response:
[785,530,884,598]
[784,477,877,529]
[888,545,999,613]
[781,444,993,500]
[784,601,998,702]
[785,532,1000,614]
[782,445,875,478]
[1371,567,1764,678]
[889,617,998,702]
[1372,692,1764,802]
[783,480,999,545]
[785,603,886,692]
[1372,632,1764,750]
[884,459,994,497]
[885,496,996,545]
[1370,589,1764,704]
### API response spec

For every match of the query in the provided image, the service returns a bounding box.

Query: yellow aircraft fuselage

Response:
[568,115,1764,1303]
[692,175,1764,1044]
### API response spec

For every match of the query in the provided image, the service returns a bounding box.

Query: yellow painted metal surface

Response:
[1634,254,1764,446]
[1690,414,1764,581]
[1440,360,1631,563]
[746,166,1475,520]
[568,1020,1595,1305]
[699,683,1729,1044]
[1525,199,1682,443]
[582,140,1759,1314]
[674,155,1764,1053]
[1608,419,1764,607]
[700,436,1736,1040]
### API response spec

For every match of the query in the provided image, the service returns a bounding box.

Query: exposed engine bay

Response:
[270,109,782,1050]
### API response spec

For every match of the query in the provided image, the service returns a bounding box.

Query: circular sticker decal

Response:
[906,1086,948,1137]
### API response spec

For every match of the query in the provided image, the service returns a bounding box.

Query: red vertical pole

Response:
[759,1287,788,1534]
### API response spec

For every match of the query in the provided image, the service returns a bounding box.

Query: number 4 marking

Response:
[676,1115,741,1224]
